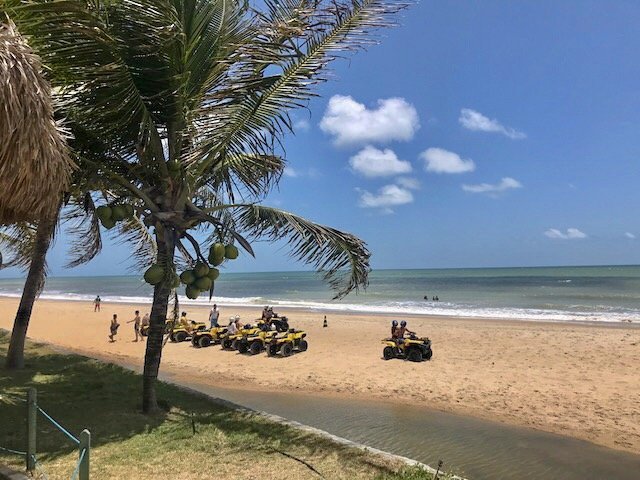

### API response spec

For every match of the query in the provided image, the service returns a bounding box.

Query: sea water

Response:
[1,265,639,323]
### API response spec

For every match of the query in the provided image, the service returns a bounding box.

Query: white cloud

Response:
[283,167,298,177]
[320,95,419,146]
[459,108,526,140]
[420,148,475,174]
[395,177,421,190]
[283,166,321,179]
[625,232,636,239]
[349,146,412,178]
[462,177,522,195]
[544,228,587,240]
[357,184,414,210]
[294,118,310,131]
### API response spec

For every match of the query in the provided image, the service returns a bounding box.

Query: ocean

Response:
[1,265,639,323]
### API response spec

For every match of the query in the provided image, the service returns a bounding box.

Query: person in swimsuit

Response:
[396,320,415,344]
[390,320,399,339]
[127,310,142,342]
[109,314,119,342]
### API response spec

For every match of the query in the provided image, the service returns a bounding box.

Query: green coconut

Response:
[206,267,219,281]
[208,251,224,266]
[185,285,201,300]
[123,204,134,218]
[144,264,164,285]
[211,242,225,259]
[111,205,126,221]
[194,262,209,278]
[96,205,112,222]
[100,217,116,229]
[180,270,196,285]
[195,276,212,291]
[225,244,239,260]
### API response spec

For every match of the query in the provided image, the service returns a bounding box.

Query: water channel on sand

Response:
[166,374,640,480]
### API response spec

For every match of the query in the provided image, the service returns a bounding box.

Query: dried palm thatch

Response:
[0,19,74,224]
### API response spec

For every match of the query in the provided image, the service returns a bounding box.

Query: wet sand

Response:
[0,297,638,454]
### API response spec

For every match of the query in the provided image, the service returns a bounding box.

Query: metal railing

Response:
[0,388,90,479]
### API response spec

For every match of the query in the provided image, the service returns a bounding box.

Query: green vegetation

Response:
[376,466,458,480]
[0,331,444,479]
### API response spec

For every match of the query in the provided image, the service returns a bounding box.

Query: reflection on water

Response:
[170,376,640,480]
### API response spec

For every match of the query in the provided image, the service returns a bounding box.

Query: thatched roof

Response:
[0,19,74,224]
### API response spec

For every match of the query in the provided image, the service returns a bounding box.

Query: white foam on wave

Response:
[1,292,637,323]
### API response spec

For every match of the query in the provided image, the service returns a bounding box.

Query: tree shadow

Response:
[0,329,377,473]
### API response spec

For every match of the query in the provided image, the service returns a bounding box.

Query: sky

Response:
[3,0,640,278]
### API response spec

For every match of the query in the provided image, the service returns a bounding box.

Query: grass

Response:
[0,330,446,479]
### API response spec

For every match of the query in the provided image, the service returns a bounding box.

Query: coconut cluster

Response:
[142,242,239,299]
[96,203,134,229]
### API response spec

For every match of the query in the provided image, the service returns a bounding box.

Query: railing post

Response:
[26,388,37,472]
[79,429,90,480]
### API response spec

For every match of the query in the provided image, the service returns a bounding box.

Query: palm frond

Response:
[15,0,176,163]
[192,0,408,183]
[61,193,102,268]
[0,224,38,271]
[203,153,286,200]
[233,204,370,299]
[115,214,158,271]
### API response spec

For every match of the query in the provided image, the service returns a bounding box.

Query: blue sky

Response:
[3,0,640,278]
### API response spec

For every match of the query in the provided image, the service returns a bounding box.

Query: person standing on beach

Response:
[209,304,220,328]
[108,314,119,342]
[126,310,142,342]
[94,295,101,312]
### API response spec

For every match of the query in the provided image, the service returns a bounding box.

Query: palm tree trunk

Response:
[5,215,56,369]
[142,225,176,413]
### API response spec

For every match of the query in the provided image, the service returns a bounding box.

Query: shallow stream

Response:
[170,376,640,480]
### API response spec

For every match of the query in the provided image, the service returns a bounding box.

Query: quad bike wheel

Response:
[230,339,238,350]
[237,342,248,354]
[298,340,308,352]
[174,331,188,343]
[280,343,293,357]
[422,348,433,360]
[198,336,212,348]
[267,344,278,356]
[169,333,177,343]
[383,346,395,360]
[221,339,232,349]
[249,341,262,355]
[407,348,422,363]
[191,337,200,348]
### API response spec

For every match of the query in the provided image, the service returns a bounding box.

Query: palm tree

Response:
[0,191,153,368]
[0,14,75,368]
[12,0,406,412]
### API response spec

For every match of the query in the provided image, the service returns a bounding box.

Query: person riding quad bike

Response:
[381,320,432,362]
[395,320,414,344]
[265,307,289,332]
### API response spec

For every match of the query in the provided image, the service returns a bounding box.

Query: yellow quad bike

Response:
[191,325,228,348]
[238,330,279,355]
[140,319,172,337]
[220,323,264,351]
[169,321,207,343]
[381,334,433,362]
[266,329,308,357]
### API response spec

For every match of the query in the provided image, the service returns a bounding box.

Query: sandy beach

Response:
[1,297,639,455]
